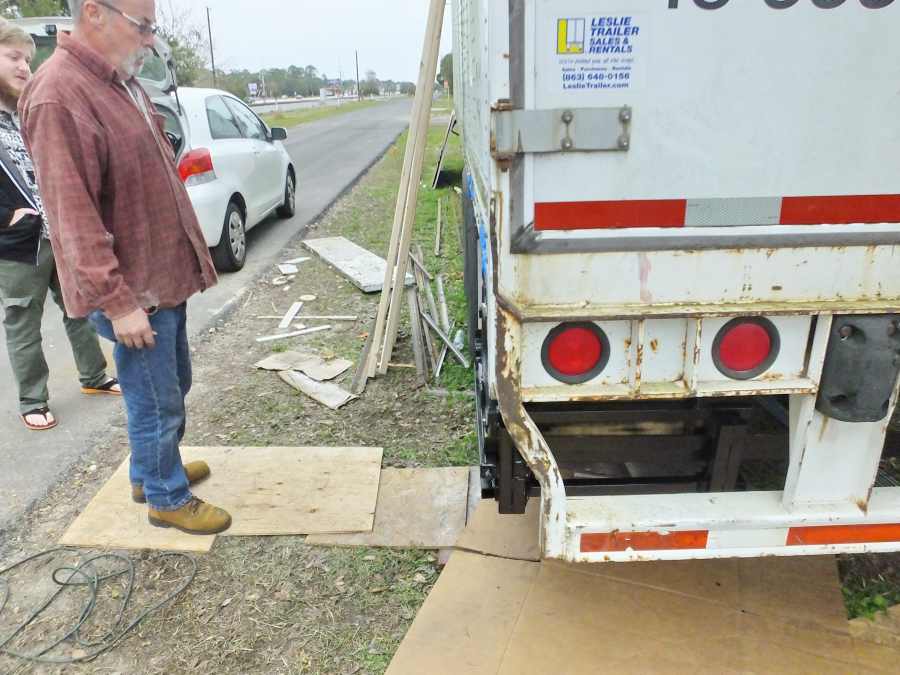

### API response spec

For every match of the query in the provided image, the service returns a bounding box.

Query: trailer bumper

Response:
[564,488,900,563]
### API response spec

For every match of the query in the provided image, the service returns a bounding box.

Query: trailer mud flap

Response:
[816,314,900,422]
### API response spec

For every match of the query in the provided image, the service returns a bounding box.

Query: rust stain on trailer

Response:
[650,339,659,353]
[818,416,830,444]
[638,253,653,304]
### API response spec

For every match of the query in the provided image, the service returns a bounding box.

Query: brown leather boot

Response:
[132,461,211,504]
[148,497,232,535]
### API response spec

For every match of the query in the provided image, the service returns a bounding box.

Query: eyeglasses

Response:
[95,1,158,36]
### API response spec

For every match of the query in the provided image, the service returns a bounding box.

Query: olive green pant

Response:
[0,241,108,413]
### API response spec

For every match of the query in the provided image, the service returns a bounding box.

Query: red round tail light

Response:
[712,318,780,380]
[541,323,610,384]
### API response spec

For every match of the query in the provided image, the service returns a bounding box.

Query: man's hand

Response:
[10,208,39,226]
[112,308,156,350]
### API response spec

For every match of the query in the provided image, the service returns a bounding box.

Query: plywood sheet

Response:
[61,446,383,549]
[306,467,469,549]
[386,551,539,675]
[186,446,381,536]
[303,236,412,293]
[60,458,214,553]
[454,498,541,561]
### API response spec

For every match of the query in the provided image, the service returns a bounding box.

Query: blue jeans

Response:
[90,305,192,511]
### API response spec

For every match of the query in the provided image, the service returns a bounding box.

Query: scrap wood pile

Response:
[404,242,469,388]
[253,263,360,410]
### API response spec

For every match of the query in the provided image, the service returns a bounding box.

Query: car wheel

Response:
[211,202,247,272]
[276,172,296,218]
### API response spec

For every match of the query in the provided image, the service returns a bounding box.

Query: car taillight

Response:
[541,323,610,384]
[712,317,780,380]
[177,148,216,186]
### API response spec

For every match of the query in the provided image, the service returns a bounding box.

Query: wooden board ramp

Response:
[60,446,383,550]
[306,467,470,549]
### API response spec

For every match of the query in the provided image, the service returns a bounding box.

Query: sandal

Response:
[21,407,58,431]
[81,377,122,396]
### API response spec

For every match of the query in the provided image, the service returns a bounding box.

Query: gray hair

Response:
[0,19,36,56]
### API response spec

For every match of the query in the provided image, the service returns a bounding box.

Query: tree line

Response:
[2,1,427,101]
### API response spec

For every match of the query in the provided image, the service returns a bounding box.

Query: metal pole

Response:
[355,50,361,101]
[206,7,218,88]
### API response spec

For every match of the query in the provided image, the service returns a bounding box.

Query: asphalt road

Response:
[0,97,413,533]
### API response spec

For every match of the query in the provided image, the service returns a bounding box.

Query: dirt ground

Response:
[0,114,474,674]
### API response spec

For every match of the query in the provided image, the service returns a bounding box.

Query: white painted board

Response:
[303,237,413,293]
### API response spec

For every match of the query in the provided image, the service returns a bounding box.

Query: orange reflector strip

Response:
[581,530,709,553]
[534,199,687,231]
[787,524,900,546]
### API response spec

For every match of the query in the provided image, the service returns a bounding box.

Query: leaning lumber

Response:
[365,0,445,381]
[421,312,469,368]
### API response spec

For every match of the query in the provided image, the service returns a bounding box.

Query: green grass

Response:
[843,576,900,620]
[261,99,380,129]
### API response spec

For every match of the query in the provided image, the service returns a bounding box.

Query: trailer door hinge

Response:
[490,104,632,161]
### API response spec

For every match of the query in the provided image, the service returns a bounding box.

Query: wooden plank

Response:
[306,467,470,549]
[416,246,441,329]
[435,274,450,331]
[410,251,439,369]
[351,322,377,395]
[409,252,433,281]
[375,0,446,375]
[255,325,329,343]
[434,320,454,380]
[256,315,358,321]
[406,286,429,386]
[366,0,440,378]
[279,370,356,409]
[303,237,411,293]
[278,301,304,329]
[59,458,215,553]
[60,447,384,548]
[434,198,443,257]
[187,446,382,537]
[421,312,469,368]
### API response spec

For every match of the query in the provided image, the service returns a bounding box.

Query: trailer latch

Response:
[490,104,632,161]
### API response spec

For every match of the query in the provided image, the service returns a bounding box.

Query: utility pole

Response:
[206,7,218,88]
[355,50,361,101]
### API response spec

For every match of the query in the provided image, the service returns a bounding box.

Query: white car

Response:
[152,88,296,272]
[17,18,295,273]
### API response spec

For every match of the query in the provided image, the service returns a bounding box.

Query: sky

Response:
[159,0,454,83]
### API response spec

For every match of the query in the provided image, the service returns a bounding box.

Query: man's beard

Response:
[121,48,150,79]
[0,76,22,110]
